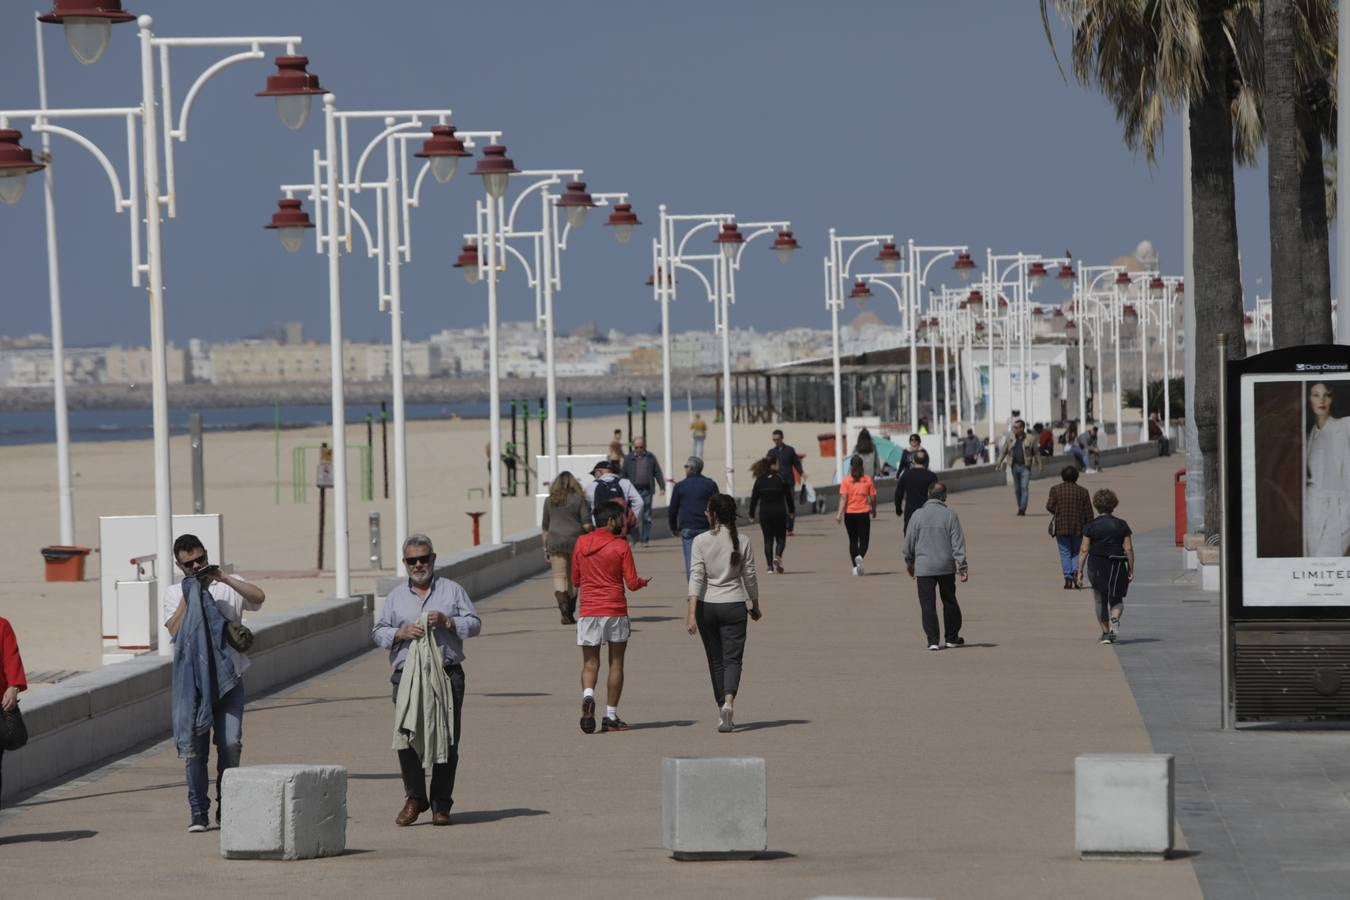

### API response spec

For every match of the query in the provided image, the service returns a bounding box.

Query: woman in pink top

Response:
[835,455,877,574]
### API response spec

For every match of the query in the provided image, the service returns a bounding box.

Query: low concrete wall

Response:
[2,595,372,807]
[376,528,549,602]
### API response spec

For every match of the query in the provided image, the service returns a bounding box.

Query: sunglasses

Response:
[179,554,209,570]
[404,553,433,567]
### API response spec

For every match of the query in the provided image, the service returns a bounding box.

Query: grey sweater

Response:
[903,499,969,576]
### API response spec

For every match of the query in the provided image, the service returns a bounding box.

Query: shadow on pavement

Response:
[478,691,552,697]
[249,696,388,713]
[624,720,697,731]
[631,615,681,623]
[451,807,549,825]
[347,773,403,780]
[754,849,797,861]
[18,783,181,807]
[734,719,810,732]
[0,830,97,845]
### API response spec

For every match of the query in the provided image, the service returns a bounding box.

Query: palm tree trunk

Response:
[1298,94,1334,343]
[1265,0,1304,348]
[1192,0,1248,537]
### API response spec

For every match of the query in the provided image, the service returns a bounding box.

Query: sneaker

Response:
[188,815,209,833]
[854,555,865,576]
[851,565,859,576]
[928,643,941,651]
[774,557,784,575]
[1109,616,1121,635]
[718,706,734,733]
[945,636,965,648]
[1099,632,1113,644]
[580,696,596,734]
[601,715,630,732]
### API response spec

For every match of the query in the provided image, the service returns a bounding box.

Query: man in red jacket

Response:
[571,500,650,733]
[0,616,27,808]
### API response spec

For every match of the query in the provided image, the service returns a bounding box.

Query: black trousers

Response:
[0,747,5,810]
[759,512,787,563]
[916,574,963,645]
[391,663,465,812]
[844,512,871,562]
[696,601,748,704]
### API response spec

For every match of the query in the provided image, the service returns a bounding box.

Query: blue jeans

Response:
[1011,465,1031,512]
[1056,535,1080,578]
[638,489,654,543]
[185,681,245,818]
[1071,446,1088,470]
[691,436,705,460]
[681,528,705,577]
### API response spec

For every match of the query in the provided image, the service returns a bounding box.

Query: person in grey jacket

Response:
[903,482,970,651]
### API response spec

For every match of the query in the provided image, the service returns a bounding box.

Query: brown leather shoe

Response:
[432,809,452,826]
[396,797,429,826]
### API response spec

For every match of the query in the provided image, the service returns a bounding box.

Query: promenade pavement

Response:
[0,455,1202,899]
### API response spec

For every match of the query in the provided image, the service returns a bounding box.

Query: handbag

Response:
[1047,514,1057,537]
[225,620,254,653]
[1,703,28,751]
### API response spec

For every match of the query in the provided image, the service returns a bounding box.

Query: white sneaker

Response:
[854,555,865,575]
[928,644,941,651]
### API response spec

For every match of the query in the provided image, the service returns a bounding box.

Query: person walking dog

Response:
[903,482,970,651]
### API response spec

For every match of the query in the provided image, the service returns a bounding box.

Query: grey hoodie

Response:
[903,498,968,576]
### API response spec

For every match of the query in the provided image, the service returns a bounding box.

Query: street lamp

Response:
[38,0,135,66]
[0,129,45,204]
[771,229,800,265]
[472,144,518,198]
[555,180,596,229]
[10,12,324,649]
[414,123,472,183]
[606,202,639,244]
[264,197,313,252]
[715,221,745,260]
[454,240,481,283]
[877,241,902,273]
[255,55,326,130]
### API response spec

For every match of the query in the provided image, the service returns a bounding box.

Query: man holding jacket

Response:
[373,533,482,827]
[995,418,1042,516]
[903,482,970,651]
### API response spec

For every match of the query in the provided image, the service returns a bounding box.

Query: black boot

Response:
[555,590,576,625]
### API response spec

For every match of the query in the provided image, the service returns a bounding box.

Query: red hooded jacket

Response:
[571,528,648,617]
[0,617,26,695]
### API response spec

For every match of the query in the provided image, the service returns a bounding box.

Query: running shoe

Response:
[188,815,209,833]
[854,555,865,575]
[945,636,965,648]
[928,643,941,651]
[1099,632,1113,644]
[601,716,630,732]
[580,696,596,734]
[774,557,784,575]
[718,706,734,733]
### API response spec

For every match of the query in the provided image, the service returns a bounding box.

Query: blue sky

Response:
[1,0,1287,347]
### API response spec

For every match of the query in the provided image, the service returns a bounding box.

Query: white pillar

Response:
[542,191,560,479]
[907,240,919,429]
[140,17,175,655]
[322,95,350,596]
[384,129,409,575]
[1139,286,1150,443]
[35,16,73,545]
[656,214,674,486]
[720,251,736,494]
[486,195,504,543]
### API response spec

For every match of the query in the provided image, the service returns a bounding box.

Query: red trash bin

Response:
[818,433,835,457]
[1174,469,1187,546]
[41,545,92,582]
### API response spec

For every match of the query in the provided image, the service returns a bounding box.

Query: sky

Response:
[0,0,1295,348]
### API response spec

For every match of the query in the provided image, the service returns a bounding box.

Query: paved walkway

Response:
[1118,527,1350,900]
[0,457,1202,899]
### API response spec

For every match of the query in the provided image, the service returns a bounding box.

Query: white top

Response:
[584,475,645,517]
[1307,416,1350,499]
[161,576,261,676]
[688,525,759,605]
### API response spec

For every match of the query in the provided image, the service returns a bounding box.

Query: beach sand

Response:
[1,413,846,675]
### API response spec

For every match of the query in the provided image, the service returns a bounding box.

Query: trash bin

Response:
[818,432,843,457]
[41,545,92,582]
[1174,469,1187,547]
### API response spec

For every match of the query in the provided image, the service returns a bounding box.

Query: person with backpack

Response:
[584,460,642,533]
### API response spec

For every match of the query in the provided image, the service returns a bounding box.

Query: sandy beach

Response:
[1,412,847,676]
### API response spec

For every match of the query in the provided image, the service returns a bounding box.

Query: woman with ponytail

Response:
[687,493,761,733]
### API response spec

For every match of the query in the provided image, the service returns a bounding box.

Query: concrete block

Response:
[663,756,766,860]
[1075,753,1174,859]
[221,764,347,860]
[1201,564,1219,592]
[1183,548,1197,571]
[115,579,158,651]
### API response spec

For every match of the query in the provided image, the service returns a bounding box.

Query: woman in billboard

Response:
[1305,382,1350,556]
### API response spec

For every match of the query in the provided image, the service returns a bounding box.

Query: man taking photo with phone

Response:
[161,534,265,833]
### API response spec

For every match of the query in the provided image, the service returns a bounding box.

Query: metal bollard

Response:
[190,413,205,513]
[368,512,382,569]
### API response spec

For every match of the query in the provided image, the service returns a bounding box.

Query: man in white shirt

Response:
[161,534,265,833]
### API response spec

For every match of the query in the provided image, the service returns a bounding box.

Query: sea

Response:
[0,398,716,447]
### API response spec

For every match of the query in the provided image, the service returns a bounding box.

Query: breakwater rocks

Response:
[0,374,706,413]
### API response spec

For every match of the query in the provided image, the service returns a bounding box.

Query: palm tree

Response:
[1265,0,1303,347]
[1042,0,1246,536]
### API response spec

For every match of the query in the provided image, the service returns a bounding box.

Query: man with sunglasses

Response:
[160,533,266,833]
[373,534,482,827]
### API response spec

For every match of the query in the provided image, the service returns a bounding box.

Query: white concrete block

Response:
[663,756,767,860]
[1201,563,1219,592]
[1183,548,1197,571]
[116,579,158,651]
[221,764,347,860]
[1075,753,1174,859]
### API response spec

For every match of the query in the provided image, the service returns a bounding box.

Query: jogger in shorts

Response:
[571,500,650,732]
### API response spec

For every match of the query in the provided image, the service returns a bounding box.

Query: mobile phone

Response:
[196,565,221,582]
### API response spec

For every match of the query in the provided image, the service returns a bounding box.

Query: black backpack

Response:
[592,477,628,522]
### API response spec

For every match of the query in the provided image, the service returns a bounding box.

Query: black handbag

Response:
[1,704,28,751]
[225,620,254,653]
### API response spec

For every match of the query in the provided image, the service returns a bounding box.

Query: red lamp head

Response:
[1026,260,1049,290]
[966,289,984,306]
[263,198,314,253]
[604,202,640,244]
[38,1,135,65]
[849,279,872,299]
[1056,262,1076,282]
[770,229,800,265]
[0,130,46,205]
[453,240,482,284]
[1114,270,1133,287]
[256,56,327,130]
[876,241,903,273]
[714,222,745,260]
[952,250,977,282]
[414,125,472,184]
[554,181,597,229]
[470,144,519,199]
[1148,275,1166,291]
[1174,280,1185,294]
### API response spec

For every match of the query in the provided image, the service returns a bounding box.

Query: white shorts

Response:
[576,615,631,646]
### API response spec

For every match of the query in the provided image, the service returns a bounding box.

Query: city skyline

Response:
[0,1,1290,349]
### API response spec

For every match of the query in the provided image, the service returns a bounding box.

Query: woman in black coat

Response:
[749,454,795,575]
